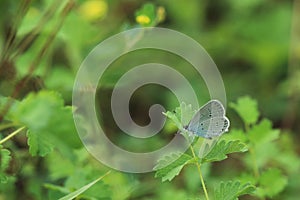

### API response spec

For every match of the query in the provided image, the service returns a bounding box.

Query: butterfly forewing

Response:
[190,100,225,123]
[186,100,230,139]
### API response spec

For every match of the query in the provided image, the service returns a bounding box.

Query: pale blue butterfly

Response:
[184,100,230,139]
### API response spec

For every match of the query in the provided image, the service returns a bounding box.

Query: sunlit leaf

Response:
[201,140,248,163]
[230,96,259,125]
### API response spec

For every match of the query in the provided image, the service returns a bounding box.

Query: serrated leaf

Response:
[201,140,248,163]
[163,110,183,131]
[163,102,196,128]
[248,119,280,145]
[27,130,54,157]
[214,181,255,200]
[230,96,259,125]
[0,145,11,183]
[154,153,193,182]
[256,168,287,198]
[9,90,82,157]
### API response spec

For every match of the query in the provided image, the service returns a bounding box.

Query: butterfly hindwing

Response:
[187,117,230,139]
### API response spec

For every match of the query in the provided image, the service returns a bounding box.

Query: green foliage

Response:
[156,101,256,199]
[154,153,193,182]
[163,102,196,131]
[4,90,82,157]
[229,96,259,126]
[135,3,165,27]
[256,168,288,198]
[155,96,299,199]
[201,139,248,163]
[214,181,255,200]
[229,96,293,199]
[0,145,11,183]
[58,171,111,200]
[247,119,280,145]
[135,3,157,26]
[0,1,299,199]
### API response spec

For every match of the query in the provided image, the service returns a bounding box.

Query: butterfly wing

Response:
[186,100,229,139]
[187,116,230,139]
[189,100,225,123]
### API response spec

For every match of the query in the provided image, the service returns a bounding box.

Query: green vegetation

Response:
[0,0,299,199]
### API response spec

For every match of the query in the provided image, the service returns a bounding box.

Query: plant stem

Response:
[0,126,26,145]
[249,147,259,178]
[190,145,210,200]
[245,123,260,178]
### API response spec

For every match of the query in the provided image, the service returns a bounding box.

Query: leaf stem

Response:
[190,145,210,200]
[0,126,26,145]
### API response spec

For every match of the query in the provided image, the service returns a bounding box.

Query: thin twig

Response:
[190,145,210,200]
[0,126,26,145]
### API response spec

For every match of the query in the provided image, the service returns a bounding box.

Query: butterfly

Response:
[184,100,230,139]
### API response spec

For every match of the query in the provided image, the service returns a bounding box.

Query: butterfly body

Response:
[185,100,230,139]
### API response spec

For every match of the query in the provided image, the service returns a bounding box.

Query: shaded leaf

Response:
[58,171,111,200]
[214,180,255,200]
[256,168,287,198]
[0,145,11,183]
[9,91,81,157]
[154,153,193,182]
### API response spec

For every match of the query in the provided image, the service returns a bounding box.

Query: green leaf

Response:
[44,183,70,194]
[230,96,259,125]
[201,140,248,163]
[9,90,82,157]
[256,168,287,198]
[222,129,247,143]
[27,130,54,157]
[154,153,193,182]
[58,171,111,200]
[248,118,280,145]
[0,145,11,183]
[214,180,255,200]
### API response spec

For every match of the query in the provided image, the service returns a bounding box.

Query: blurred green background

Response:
[0,0,299,199]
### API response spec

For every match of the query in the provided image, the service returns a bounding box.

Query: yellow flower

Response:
[136,15,151,25]
[78,0,108,21]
